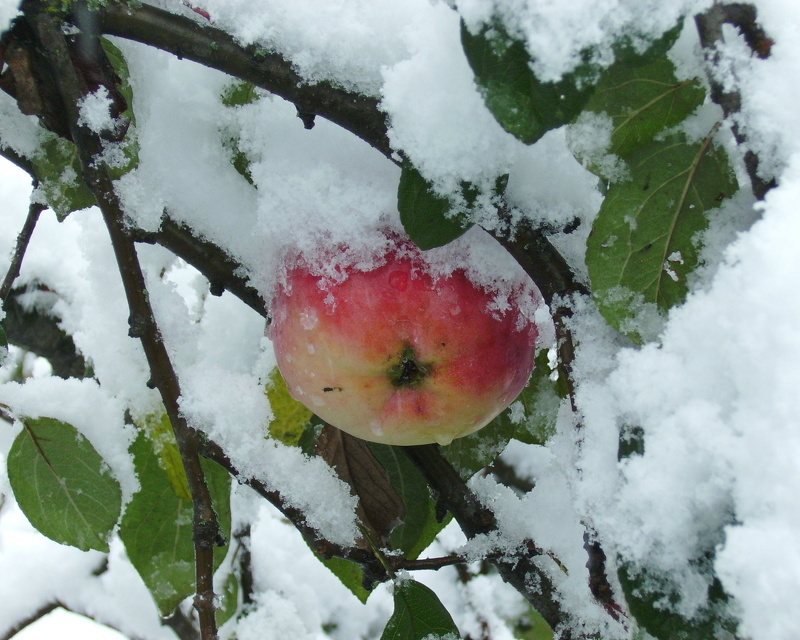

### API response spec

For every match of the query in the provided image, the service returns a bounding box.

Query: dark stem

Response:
[403,444,576,637]
[147,216,267,317]
[0,200,45,302]
[162,608,200,640]
[25,5,222,638]
[695,3,776,200]
[0,602,60,640]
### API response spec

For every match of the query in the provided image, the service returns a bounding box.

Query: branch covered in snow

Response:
[96,2,394,159]
[25,6,225,637]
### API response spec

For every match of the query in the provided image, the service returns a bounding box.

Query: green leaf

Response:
[461,20,596,145]
[7,416,122,552]
[99,37,140,181]
[216,571,240,627]
[585,57,706,159]
[619,563,735,640]
[137,410,191,501]
[586,131,738,342]
[513,605,555,640]
[120,431,231,616]
[442,408,516,480]
[31,135,96,220]
[265,367,314,447]
[220,81,262,185]
[310,552,371,604]
[221,81,261,107]
[0,323,7,349]
[611,22,683,70]
[511,349,564,446]
[369,444,449,559]
[381,579,461,640]
[100,37,134,124]
[397,162,472,250]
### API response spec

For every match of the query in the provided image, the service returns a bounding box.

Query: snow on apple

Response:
[267,232,540,445]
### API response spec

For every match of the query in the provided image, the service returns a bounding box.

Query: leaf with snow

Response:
[511,348,564,446]
[586,130,738,342]
[397,162,472,250]
[30,134,96,220]
[265,367,314,447]
[619,562,736,640]
[583,56,706,160]
[7,416,122,552]
[460,20,596,145]
[381,579,461,640]
[442,407,516,480]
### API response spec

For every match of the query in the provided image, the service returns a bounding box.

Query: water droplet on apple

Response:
[307,343,316,354]
[369,421,384,436]
[434,433,454,445]
[450,305,461,316]
[388,270,409,291]
[300,308,319,330]
[310,395,326,407]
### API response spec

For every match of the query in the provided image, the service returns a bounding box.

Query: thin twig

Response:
[25,5,222,638]
[0,201,45,302]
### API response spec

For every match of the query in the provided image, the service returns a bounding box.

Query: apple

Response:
[267,233,539,446]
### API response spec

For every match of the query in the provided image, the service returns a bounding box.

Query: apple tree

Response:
[0,1,796,640]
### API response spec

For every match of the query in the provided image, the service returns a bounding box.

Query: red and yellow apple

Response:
[267,234,539,446]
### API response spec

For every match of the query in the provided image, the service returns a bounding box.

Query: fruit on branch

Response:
[267,232,540,446]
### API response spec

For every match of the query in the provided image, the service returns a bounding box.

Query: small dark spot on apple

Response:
[440,342,446,347]
[322,386,343,392]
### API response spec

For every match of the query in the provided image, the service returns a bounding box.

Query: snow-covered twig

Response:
[25,6,224,638]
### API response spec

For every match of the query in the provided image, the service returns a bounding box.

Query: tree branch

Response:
[0,602,60,640]
[2,287,88,378]
[24,5,223,638]
[0,200,45,301]
[403,444,575,637]
[135,216,267,317]
[695,3,776,200]
[196,436,390,587]
[95,2,393,160]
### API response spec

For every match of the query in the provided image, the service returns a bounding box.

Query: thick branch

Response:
[25,5,222,637]
[96,2,393,160]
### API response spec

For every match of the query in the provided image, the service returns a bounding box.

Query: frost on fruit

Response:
[267,232,541,446]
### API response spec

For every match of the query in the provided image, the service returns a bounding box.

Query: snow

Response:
[77,88,117,135]
[1,0,800,639]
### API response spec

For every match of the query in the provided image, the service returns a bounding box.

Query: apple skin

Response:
[267,236,539,446]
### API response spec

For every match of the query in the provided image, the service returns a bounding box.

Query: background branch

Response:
[2,288,88,378]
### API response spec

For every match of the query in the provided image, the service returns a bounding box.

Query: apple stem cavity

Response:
[387,344,433,388]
